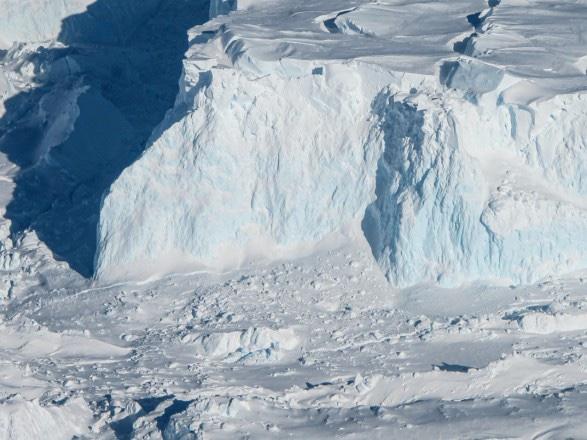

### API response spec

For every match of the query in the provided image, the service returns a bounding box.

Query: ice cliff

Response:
[95,0,587,287]
[0,0,210,277]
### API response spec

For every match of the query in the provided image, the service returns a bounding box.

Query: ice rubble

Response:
[95,0,587,287]
[189,327,299,363]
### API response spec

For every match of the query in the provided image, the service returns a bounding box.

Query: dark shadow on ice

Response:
[433,362,474,373]
[109,395,192,439]
[322,8,356,34]
[361,95,426,277]
[0,0,210,276]
[155,399,191,432]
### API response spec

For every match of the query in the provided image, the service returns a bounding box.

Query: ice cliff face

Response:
[95,60,397,278]
[364,85,587,286]
[96,0,587,287]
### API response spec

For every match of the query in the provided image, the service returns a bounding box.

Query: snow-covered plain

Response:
[1,0,587,438]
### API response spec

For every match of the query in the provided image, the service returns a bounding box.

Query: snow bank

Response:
[288,354,587,408]
[0,397,91,440]
[95,0,587,287]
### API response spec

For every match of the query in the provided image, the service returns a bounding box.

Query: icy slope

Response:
[96,0,587,287]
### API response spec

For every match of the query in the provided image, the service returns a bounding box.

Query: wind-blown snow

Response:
[96,0,587,287]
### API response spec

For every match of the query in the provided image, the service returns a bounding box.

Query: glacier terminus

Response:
[1,0,587,438]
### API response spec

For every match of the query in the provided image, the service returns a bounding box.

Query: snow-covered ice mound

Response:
[189,326,299,363]
[518,310,587,335]
[0,0,211,278]
[0,396,91,440]
[95,0,587,287]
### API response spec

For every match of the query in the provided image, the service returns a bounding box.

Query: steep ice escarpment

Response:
[363,85,587,287]
[96,0,587,287]
[96,60,398,278]
[0,0,210,279]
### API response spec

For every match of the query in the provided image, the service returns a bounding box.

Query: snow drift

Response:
[95,0,587,287]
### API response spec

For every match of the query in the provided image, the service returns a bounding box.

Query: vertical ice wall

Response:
[94,1,587,287]
[95,62,398,279]
[95,45,587,287]
[364,83,587,287]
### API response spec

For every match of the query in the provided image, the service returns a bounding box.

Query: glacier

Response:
[95,0,587,287]
[3,1,587,438]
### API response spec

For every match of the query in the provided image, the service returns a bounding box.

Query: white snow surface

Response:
[96,0,587,287]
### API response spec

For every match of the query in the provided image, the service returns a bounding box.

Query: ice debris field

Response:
[1,0,587,438]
